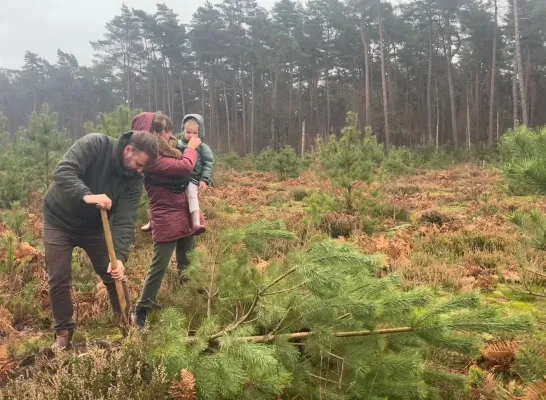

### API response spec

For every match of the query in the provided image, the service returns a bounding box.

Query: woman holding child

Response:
[130,111,208,328]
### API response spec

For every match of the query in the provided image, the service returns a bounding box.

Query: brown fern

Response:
[522,381,546,400]
[170,368,196,400]
[468,372,502,400]
[483,341,519,367]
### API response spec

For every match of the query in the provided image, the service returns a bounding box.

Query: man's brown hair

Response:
[128,130,159,164]
[151,112,173,134]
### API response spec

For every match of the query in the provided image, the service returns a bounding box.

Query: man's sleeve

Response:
[52,133,103,201]
[200,144,215,185]
[110,178,143,263]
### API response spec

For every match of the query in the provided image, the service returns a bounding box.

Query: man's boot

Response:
[105,279,131,336]
[134,307,148,329]
[191,211,206,235]
[51,329,73,351]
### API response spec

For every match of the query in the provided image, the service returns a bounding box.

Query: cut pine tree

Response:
[142,220,534,400]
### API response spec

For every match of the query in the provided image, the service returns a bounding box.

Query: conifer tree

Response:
[23,103,69,188]
[84,105,140,138]
[317,111,384,212]
[0,115,34,206]
[499,125,546,195]
[272,145,304,180]
[143,220,533,400]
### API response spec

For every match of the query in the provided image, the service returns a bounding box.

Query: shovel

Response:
[99,208,131,334]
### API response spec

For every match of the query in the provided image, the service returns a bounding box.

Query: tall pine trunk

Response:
[232,78,238,148]
[466,89,471,147]
[512,50,519,128]
[474,60,480,141]
[179,70,186,118]
[209,62,215,145]
[271,65,278,149]
[488,0,497,144]
[445,13,459,148]
[427,22,433,144]
[379,12,390,151]
[513,0,528,126]
[288,64,293,147]
[223,81,231,153]
[435,78,440,149]
[251,64,255,154]
[148,63,152,111]
[325,24,331,136]
[361,28,372,129]
[241,69,247,153]
[201,65,206,116]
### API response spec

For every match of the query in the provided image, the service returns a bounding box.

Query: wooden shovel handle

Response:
[99,208,130,326]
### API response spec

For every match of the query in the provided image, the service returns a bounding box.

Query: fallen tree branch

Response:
[244,326,414,343]
[189,326,414,345]
[208,291,261,340]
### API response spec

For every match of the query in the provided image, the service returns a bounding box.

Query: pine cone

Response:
[170,368,196,400]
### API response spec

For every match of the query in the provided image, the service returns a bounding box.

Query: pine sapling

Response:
[318,111,384,212]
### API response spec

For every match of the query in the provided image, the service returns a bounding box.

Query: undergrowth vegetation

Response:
[0,110,545,399]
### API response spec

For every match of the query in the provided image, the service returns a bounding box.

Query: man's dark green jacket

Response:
[43,131,143,263]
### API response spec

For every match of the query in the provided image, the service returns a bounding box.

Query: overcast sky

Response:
[0,0,403,70]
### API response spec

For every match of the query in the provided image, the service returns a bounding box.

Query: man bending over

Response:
[42,128,158,350]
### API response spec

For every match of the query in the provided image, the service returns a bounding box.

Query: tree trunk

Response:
[379,13,390,151]
[201,64,206,116]
[251,64,255,154]
[496,108,499,139]
[524,49,531,122]
[474,60,480,141]
[154,68,158,112]
[179,70,186,118]
[163,70,167,113]
[301,117,306,158]
[126,64,131,112]
[427,22,433,144]
[530,78,536,127]
[241,69,247,153]
[148,63,152,111]
[325,27,331,136]
[309,77,314,139]
[271,65,278,149]
[513,0,528,126]
[466,90,471,147]
[166,69,172,118]
[223,81,231,153]
[360,28,372,129]
[445,13,459,148]
[171,73,175,121]
[488,0,497,144]
[232,79,238,149]
[288,64,293,147]
[209,62,215,144]
[435,78,440,149]
[512,52,519,128]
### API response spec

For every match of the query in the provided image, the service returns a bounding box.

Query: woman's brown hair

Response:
[151,111,173,134]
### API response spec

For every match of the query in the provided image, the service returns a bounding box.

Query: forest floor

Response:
[0,162,545,395]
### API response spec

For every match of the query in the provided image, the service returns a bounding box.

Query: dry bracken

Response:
[170,369,196,400]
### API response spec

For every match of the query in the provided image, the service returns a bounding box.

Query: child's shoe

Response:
[191,211,206,235]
